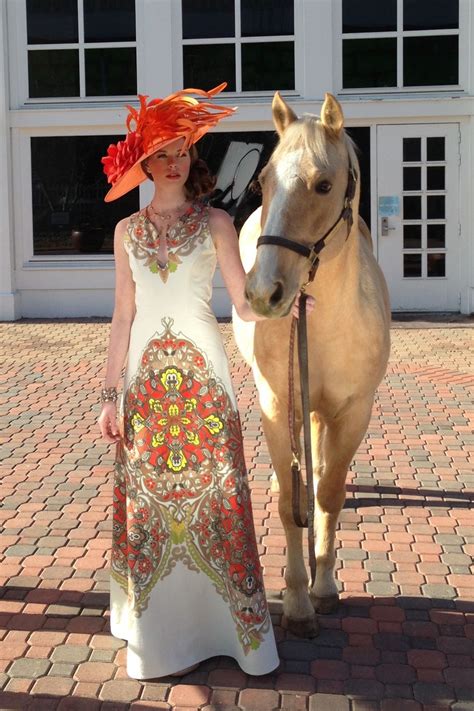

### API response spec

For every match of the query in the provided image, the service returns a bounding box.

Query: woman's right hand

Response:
[98,402,121,444]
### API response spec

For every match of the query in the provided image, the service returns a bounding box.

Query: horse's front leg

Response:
[310,399,373,613]
[261,411,319,638]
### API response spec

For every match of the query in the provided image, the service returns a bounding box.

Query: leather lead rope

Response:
[289,287,318,588]
[299,292,317,587]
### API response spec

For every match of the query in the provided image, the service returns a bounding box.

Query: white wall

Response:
[1,0,473,319]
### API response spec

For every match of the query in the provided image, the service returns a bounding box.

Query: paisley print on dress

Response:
[124,202,210,281]
[113,318,270,654]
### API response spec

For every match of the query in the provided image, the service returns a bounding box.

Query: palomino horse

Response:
[233,92,391,637]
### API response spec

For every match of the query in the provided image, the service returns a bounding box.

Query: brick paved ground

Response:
[0,318,473,711]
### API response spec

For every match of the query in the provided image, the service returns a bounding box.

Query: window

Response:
[402,135,447,279]
[31,135,139,255]
[181,0,295,93]
[341,0,459,90]
[26,0,137,99]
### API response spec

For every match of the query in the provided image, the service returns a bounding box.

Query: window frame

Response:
[172,0,303,98]
[12,124,139,267]
[333,0,469,96]
[8,0,142,106]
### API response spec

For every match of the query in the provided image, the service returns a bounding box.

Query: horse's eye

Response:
[315,181,332,194]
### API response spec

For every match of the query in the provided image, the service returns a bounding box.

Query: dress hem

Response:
[110,626,280,679]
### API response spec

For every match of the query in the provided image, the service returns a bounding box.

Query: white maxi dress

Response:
[110,200,279,679]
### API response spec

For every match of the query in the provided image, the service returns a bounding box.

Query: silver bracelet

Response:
[101,386,118,404]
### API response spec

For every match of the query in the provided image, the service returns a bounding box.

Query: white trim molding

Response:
[0,2,20,320]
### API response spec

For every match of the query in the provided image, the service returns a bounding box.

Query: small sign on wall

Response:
[378,195,400,217]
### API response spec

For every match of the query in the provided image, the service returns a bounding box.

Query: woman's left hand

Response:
[292,292,316,319]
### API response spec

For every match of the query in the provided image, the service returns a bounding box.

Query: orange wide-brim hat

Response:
[101,82,236,202]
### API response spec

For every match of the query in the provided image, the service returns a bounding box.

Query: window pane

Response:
[404,0,458,31]
[403,224,421,249]
[182,0,235,39]
[85,48,137,96]
[343,39,396,88]
[404,36,458,86]
[31,136,139,255]
[242,42,294,91]
[427,137,445,161]
[241,0,294,37]
[403,167,421,191]
[427,166,445,190]
[28,50,79,98]
[27,0,78,44]
[427,253,446,277]
[427,224,445,248]
[403,196,421,220]
[427,195,445,219]
[183,45,235,92]
[84,0,136,42]
[404,253,422,278]
[343,0,396,33]
[403,137,421,162]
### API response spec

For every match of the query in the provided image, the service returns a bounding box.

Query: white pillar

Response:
[300,0,334,99]
[0,3,19,320]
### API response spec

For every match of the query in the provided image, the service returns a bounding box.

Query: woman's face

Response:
[145,137,192,190]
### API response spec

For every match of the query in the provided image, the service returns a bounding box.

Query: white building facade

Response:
[1,0,473,320]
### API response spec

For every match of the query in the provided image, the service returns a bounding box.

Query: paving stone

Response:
[99,679,142,702]
[56,699,101,710]
[8,658,52,678]
[380,701,421,711]
[413,682,456,705]
[140,683,170,702]
[344,679,385,700]
[51,645,91,663]
[31,675,75,695]
[309,694,350,711]
[279,641,320,661]
[89,648,115,662]
[5,545,38,557]
[46,604,82,617]
[168,684,211,706]
[280,693,309,710]
[239,688,279,710]
[366,582,400,596]
[276,673,316,693]
[421,584,457,599]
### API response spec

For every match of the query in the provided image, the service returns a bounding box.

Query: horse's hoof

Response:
[311,594,339,614]
[281,614,319,638]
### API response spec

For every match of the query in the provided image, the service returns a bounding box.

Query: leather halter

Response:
[254,162,358,589]
[257,163,357,284]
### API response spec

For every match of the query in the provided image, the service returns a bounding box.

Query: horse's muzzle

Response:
[245,271,293,318]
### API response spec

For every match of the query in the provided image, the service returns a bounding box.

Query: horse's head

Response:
[245,92,359,318]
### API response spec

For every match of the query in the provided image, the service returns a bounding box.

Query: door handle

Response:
[381,216,396,236]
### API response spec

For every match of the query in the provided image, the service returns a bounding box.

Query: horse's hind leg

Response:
[310,399,373,613]
[261,412,318,638]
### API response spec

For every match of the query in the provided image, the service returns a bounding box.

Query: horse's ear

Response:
[320,93,344,137]
[272,91,297,136]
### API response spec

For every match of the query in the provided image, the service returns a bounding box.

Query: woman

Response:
[98,84,313,680]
